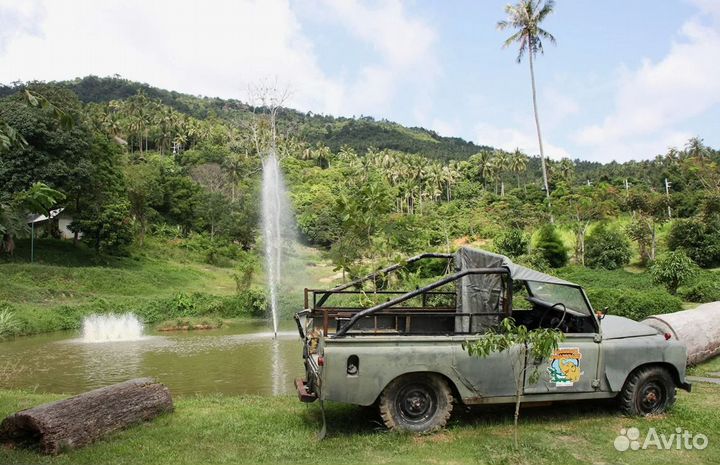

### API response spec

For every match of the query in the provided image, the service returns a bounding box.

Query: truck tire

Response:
[379,373,453,433]
[619,366,676,416]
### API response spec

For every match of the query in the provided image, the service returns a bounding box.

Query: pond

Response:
[0,320,304,397]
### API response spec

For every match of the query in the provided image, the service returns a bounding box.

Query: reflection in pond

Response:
[0,321,303,397]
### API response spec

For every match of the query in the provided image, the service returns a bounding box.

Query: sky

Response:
[1,0,718,162]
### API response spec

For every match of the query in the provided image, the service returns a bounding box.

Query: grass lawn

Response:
[1,375,719,465]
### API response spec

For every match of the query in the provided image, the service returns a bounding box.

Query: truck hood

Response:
[601,315,659,340]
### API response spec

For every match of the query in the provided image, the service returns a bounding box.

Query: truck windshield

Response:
[526,281,592,316]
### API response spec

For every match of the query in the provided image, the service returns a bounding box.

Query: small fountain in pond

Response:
[82,314,144,343]
[262,148,291,338]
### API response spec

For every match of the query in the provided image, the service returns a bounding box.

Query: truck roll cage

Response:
[335,267,511,336]
[301,252,512,338]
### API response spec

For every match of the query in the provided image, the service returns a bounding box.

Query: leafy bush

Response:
[534,224,567,268]
[650,250,698,295]
[514,250,550,273]
[70,200,135,255]
[133,289,268,322]
[586,288,682,321]
[218,287,268,318]
[494,228,529,258]
[678,273,720,303]
[667,218,720,268]
[585,223,631,270]
[232,251,259,292]
[180,233,244,266]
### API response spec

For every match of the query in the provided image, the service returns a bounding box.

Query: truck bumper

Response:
[295,378,317,403]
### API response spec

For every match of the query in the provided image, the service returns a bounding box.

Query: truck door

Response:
[523,333,601,394]
[452,337,520,398]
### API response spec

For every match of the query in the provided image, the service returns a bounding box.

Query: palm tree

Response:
[494,151,511,196]
[498,0,556,205]
[471,151,494,189]
[443,161,461,201]
[685,136,708,161]
[485,160,500,195]
[510,149,528,189]
[665,147,681,167]
[337,145,358,163]
[558,158,575,184]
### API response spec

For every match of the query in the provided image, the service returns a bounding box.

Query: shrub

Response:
[494,228,529,258]
[133,289,268,323]
[667,218,720,268]
[650,250,698,295]
[180,233,244,266]
[232,252,259,292]
[514,250,550,273]
[534,224,567,268]
[218,288,268,318]
[585,223,631,270]
[586,288,682,321]
[678,273,720,303]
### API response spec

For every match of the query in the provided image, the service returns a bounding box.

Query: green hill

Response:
[0,75,490,162]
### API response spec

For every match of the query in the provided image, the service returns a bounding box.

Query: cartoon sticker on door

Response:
[548,348,583,387]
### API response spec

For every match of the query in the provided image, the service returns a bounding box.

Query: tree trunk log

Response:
[643,302,720,365]
[0,378,173,454]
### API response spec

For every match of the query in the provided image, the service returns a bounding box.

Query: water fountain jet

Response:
[261,148,291,338]
[81,313,144,343]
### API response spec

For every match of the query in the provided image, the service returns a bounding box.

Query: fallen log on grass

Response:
[643,301,720,365]
[0,378,173,454]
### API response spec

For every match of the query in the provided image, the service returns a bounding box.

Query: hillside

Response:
[0,76,490,162]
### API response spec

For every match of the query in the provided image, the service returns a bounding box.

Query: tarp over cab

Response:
[454,247,577,332]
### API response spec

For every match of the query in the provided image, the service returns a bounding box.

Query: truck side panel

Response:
[603,336,688,391]
[320,338,474,406]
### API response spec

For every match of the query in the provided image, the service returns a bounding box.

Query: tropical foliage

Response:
[0,77,718,313]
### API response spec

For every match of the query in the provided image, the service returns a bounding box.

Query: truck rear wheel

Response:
[619,366,676,416]
[379,373,453,433]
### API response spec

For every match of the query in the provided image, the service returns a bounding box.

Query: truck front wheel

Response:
[379,373,453,433]
[619,366,676,416]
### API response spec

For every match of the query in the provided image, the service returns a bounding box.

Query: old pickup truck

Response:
[294,247,691,432]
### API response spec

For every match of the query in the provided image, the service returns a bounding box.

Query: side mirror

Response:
[596,307,608,320]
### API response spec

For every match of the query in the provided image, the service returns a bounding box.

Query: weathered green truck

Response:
[295,248,691,432]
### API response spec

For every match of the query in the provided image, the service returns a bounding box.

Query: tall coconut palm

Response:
[494,151,510,196]
[471,151,494,189]
[498,0,556,204]
[443,161,461,201]
[510,149,529,189]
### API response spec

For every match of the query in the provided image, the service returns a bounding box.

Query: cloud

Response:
[541,86,580,128]
[0,0,44,54]
[689,0,720,22]
[0,0,344,111]
[430,118,460,138]
[581,131,694,163]
[474,122,571,160]
[0,0,439,122]
[314,0,440,118]
[573,8,720,160]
